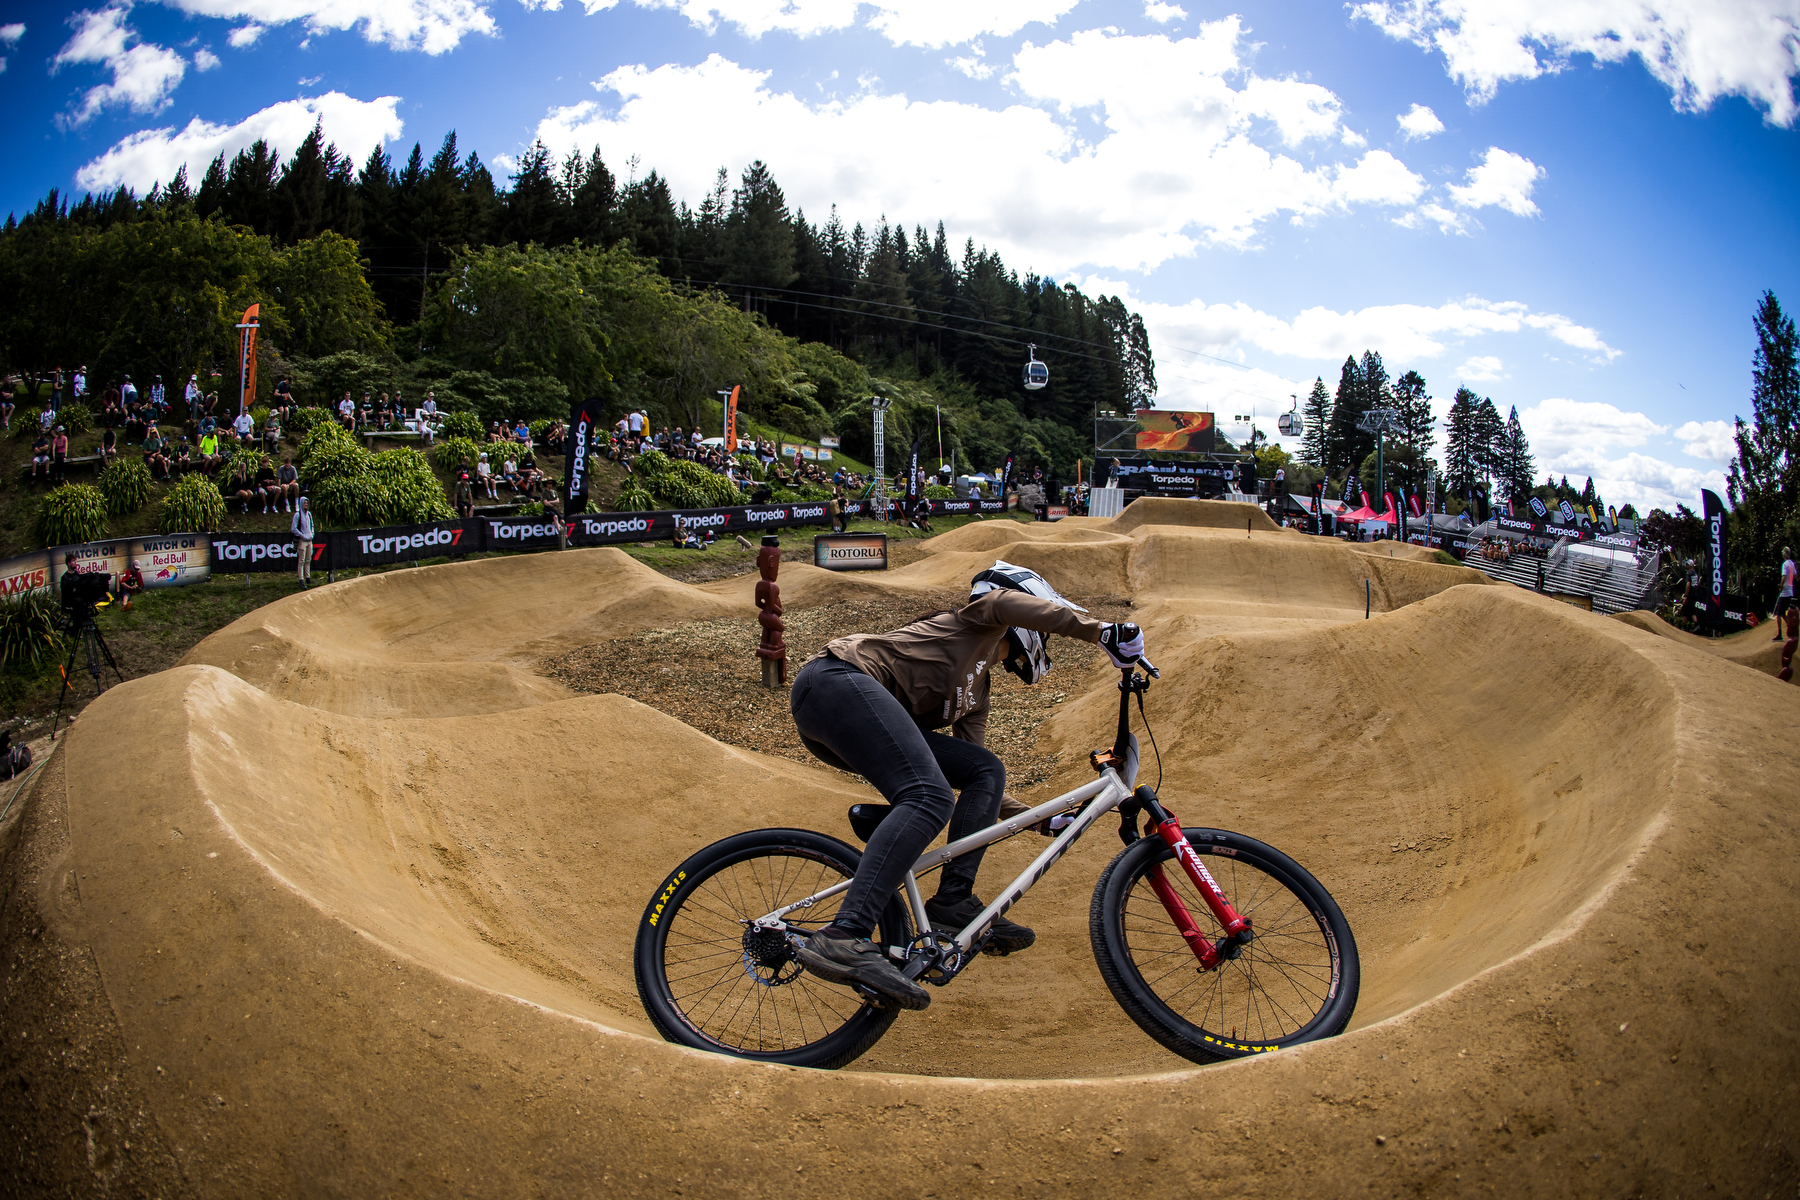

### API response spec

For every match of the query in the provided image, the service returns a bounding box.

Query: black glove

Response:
[1099,621,1146,669]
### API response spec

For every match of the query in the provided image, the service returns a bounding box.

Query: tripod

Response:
[50,605,124,741]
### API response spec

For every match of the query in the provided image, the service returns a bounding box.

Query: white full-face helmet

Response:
[969,560,1086,684]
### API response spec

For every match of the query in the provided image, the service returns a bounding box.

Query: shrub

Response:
[11,410,40,440]
[97,456,153,516]
[631,449,740,510]
[615,480,656,511]
[56,402,93,436]
[302,439,385,527]
[0,589,65,673]
[297,418,355,465]
[159,474,227,533]
[372,448,453,523]
[35,484,110,548]
[528,418,555,445]
[432,435,481,473]
[288,406,331,435]
[923,484,955,499]
[516,500,546,516]
[250,406,269,427]
[440,411,483,441]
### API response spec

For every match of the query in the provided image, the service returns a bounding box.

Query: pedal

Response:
[852,984,890,1009]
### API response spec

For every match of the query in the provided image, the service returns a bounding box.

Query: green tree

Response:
[1324,355,1366,475]
[1727,290,1800,603]
[1298,376,1331,469]
[269,231,389,358]
[423,242,610,398]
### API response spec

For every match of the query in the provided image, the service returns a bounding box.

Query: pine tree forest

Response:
[0,130,1160,483]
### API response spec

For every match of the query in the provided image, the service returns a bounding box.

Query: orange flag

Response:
[236,303,260,415]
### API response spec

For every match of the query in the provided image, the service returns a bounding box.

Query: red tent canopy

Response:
[1342,505,1381,521]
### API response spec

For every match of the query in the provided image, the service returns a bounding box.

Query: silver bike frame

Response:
[753,765,1137,974]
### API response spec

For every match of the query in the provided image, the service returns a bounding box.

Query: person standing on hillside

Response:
[292,497,315,587]
[50,426,68,483]
[1775,547,1796,640]
[185,373,202,414]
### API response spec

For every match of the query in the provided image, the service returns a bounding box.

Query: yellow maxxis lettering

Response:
[646,870,688,926]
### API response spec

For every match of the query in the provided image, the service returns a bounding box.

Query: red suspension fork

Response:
[1146,809,1251,968]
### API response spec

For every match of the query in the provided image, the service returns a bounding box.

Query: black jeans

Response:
[791,655,1005,937]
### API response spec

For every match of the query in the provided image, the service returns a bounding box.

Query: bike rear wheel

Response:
[1090,827,1358,1063]
[632,828,914,1069]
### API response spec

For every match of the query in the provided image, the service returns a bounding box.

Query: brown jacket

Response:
[814,592,1102,745]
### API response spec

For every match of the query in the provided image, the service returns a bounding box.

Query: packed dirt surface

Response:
[3,496,1797,1198]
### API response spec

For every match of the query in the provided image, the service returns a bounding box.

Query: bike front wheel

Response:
[632,828,914,1069]
[1090,827,1359,1063]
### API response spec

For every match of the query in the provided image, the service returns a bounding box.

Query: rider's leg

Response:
[918,731,1004,902]
[790,657,954,939]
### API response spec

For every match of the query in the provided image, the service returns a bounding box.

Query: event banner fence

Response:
[1,496,1009,593]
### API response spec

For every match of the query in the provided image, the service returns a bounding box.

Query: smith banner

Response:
[564,395,606,517]
[1134,410,1216,453]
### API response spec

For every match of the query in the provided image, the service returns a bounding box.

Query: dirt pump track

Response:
[2,498,1797,1197]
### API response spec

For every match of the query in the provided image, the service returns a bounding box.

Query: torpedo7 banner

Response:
[568,503,833,546]
[328,519,483,568]
[564,395,606,517]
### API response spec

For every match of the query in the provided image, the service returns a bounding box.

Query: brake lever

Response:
[1136,654,1160,679]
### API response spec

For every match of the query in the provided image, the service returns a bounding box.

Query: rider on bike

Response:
[789,561,1150,1009]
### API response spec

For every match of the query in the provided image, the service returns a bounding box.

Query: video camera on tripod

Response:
[51,566,123,740]
[60,568,112,622]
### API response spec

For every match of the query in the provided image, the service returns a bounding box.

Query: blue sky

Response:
[4,0,1798,512]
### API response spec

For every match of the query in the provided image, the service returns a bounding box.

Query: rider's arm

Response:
[963,591,1104,641]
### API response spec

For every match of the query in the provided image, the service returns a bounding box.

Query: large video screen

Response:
[1134,409,1216,453]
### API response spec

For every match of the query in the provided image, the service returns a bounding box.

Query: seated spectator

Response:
[101,388,124,428]
[174,438,198,476]
[39,405,55,434]
[375,392,393,430]
[100,426,118,462]
[544,420,564,455]
[144,436,171,483]
[226,458,258,513]
[500,454,521,492]
[476,452,497,499]
[29,430,50,482]
[514,419,530,443]
[338,391,355,429]
[274,457,300,512]
[198,430,220,470]
[254,456,280,513]
[358,392,374,431]
[116,560,144,610]
[233,408,255,444]
[263,413,282,455]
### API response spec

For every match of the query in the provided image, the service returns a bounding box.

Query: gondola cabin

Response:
[1022,345,1049,391]
[1278,412,1302,436]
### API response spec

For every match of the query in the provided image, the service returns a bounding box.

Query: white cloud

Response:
[1674,418,1737,465]
[0,22,19,73]
[165,0,495,54]
[1519,398,1723,512]
[1093,290,1615,366]
[1353,0,1800,127]
[1402,201,1467,233]
[575,0,1073,45]
[53,6,188,129]
[1340,127,1367,147]
[75,92,403,193]
[227,23,265,46]
[1144,1,1186,23]
[1448,146,1541,216]
[194,46,221,70]
[1456,354,1503,380]
[530,28,1428,270]
[1332,149,1426,206]
[948,42,996,79]
[1396,102,1443,138]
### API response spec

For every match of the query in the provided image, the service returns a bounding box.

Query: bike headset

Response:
[968,560,1086,685]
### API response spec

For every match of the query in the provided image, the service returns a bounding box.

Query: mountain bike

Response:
[632,656,1360,1070]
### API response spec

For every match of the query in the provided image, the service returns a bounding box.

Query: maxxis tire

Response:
[1089,826,1359,1064]
[632,827,913,1070]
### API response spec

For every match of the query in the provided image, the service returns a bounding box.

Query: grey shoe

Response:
[793,932,930,1010]
[926,893,1036,955]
